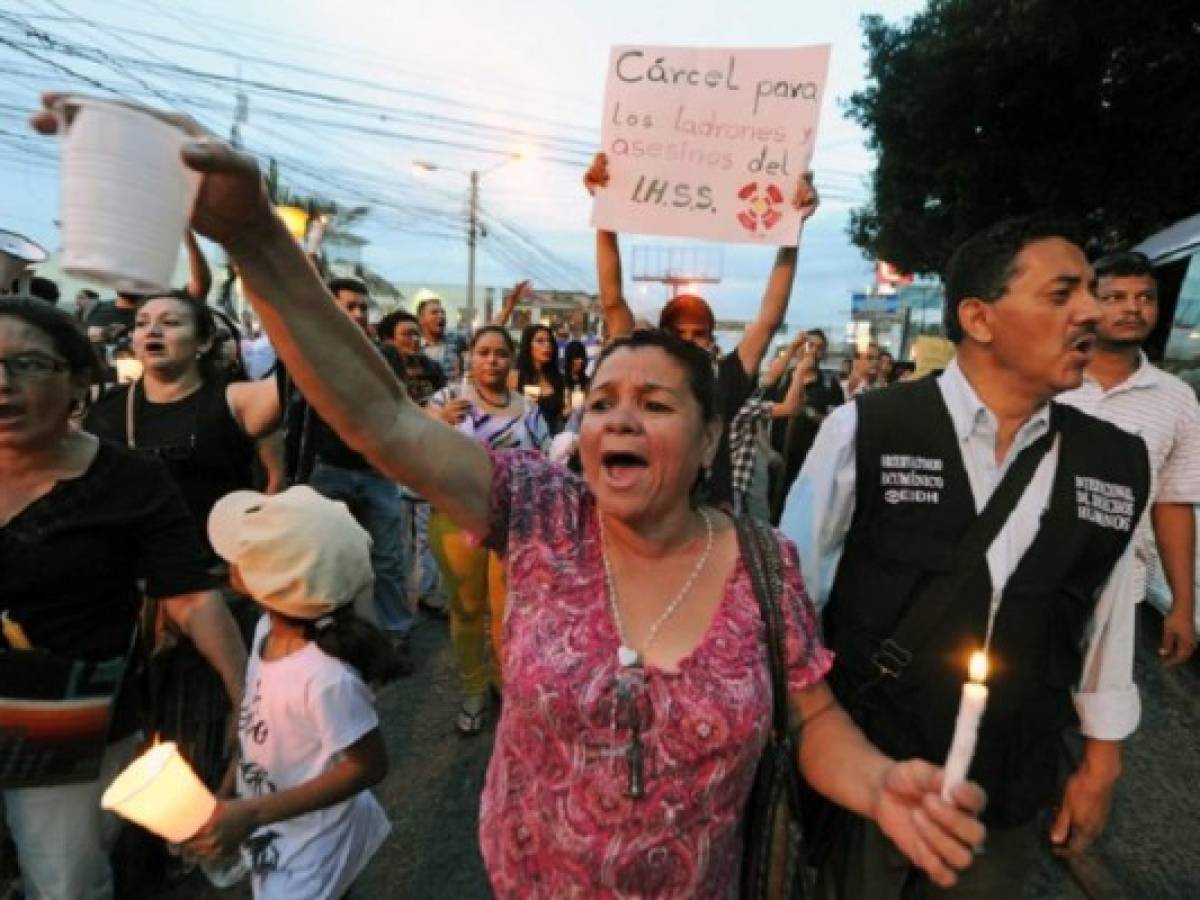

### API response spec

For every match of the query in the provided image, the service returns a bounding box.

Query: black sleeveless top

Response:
[86,379,256,558]
[516,372,566,435]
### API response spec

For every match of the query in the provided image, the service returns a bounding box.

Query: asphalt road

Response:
[162,605,1200,900]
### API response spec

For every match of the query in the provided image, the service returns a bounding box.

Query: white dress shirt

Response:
[1059,352,1200,604]
[781,359,1142,741]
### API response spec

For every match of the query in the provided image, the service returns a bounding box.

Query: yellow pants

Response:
[428,511,506,696]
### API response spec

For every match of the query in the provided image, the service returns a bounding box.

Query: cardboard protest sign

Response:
[592,45,831,246]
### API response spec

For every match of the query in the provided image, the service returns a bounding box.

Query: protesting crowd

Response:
[0,88,1196,900]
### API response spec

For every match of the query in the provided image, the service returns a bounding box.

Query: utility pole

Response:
[466,168,479,328]
[231,84,248,149]
[220,83,249,318]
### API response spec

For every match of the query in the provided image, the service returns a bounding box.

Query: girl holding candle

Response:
[28,102,989,897]
[184,485,396,899]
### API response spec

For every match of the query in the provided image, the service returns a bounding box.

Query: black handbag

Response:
[736,516,812,900]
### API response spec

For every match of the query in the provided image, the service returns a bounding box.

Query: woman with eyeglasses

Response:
[0,298,245,899]
[84,290,282,834]
[30,104,987,897]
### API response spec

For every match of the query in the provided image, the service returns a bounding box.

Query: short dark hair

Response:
[328,276,368,297]
[76,289,100,301]
[805,328,828,344]
[469,324,515,353]
[1093,250,1154,282]
[856,341,881,359]
[416,298,443,316]
[659,294,715,336]
[942,216,1082,343]
[0,297,103,383]
[376,309,420,341]
[593,328,716,422]
[29,276,60,304]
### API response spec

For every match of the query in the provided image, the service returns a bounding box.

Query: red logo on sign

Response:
[736,182,784,235]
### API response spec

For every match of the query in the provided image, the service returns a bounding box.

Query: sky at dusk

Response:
[1,0,925,332]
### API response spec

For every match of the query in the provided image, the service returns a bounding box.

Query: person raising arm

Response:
[31,101,984,895]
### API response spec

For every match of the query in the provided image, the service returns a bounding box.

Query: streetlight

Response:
[411,151,526,327]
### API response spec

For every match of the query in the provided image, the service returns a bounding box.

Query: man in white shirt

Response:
[416,293,464,381]
[1059,250,1200,665]
[783,218,1150,899]
[840,341,881,399]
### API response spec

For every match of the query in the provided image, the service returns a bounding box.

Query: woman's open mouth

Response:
[601,451,648,488]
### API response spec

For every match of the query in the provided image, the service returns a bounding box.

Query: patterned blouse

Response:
[478,450,833,898]
[428,386,550,452]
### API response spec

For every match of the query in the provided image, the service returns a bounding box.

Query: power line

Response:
[17,16,601,152]
[0,26,593,167]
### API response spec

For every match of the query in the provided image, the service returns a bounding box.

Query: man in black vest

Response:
[782,218,1150,898]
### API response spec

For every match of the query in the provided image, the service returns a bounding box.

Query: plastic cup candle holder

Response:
[100,741,216,843]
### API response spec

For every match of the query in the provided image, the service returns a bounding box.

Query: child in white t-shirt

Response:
[184,486,398,900]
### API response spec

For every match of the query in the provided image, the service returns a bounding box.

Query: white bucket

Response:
[57,98,202,294]
[100,741,217,843]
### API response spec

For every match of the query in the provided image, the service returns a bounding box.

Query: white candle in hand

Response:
[940,651,989,802]
[570,388,585,412]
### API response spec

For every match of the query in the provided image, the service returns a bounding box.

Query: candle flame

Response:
[968,651,988,683]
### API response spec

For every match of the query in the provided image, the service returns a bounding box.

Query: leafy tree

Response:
[847,0,1200,273]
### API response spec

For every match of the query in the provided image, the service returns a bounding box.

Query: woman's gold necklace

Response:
[600,508,714,668]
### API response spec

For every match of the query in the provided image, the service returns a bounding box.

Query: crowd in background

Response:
[1,108,1196,900]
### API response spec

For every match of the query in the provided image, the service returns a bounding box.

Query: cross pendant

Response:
[625,723,645,799]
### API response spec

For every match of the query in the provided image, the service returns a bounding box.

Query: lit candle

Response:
[524,385,541,404]
[100,741,217,843]
[459,374,471,398]
[570,388,585,412]
[940,651,989,801]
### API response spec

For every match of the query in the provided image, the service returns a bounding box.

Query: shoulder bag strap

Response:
[735,516,792,742]
[124,378,139,448]
[876,410,1060,676]
[737,515,811,829]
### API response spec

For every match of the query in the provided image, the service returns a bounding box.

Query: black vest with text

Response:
[826,376,1149,827]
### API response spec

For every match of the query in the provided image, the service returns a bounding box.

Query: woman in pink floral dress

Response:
[40,114,990,899]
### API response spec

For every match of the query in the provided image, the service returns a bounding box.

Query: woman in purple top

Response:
[30,102,988,898]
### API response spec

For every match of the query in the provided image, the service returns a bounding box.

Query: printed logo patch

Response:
[1075,476,1135,531]
[880,454,944,505]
